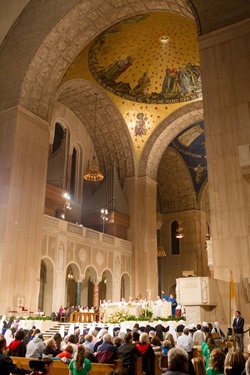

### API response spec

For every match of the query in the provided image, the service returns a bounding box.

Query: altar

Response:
[101,301,172,322]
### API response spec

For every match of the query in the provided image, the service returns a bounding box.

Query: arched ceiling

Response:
[0,0,249,185]
[1,0,249,118]
[56,80,136,181]
[157,120,207,214]
[158,147,196,213]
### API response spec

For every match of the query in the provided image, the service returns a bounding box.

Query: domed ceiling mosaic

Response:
[61,12,203,160]
[88,13,202,105]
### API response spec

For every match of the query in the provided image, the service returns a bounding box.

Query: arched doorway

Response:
[38,258,54,315]
[82,267,98,308]
[99,270,113,302]
[120,273,131,300]
[65,263,80,307]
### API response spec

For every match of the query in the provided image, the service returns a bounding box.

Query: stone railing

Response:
[43,214,132,252]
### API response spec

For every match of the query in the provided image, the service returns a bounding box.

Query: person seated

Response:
[7,330,26,357]
[191,357,206,375]
[62,334,77,355]
[136,333,155,375]
[29,358,53,375]
[26,333,45,358]
[162,340,171,356]
[83,334,94,353]
[151,336,162,355]
[43,338,58,358]
[118,333,141,375]
[54,344,73,362]
[83,346,98,363]
[0,335,31,375]
[113,337,123,351]
[176,328,194,357]
[206,348,225,375]
[162,347,189,375]
[93,328,108,352]
[95,333,117,364]
[224,350,246,375]
[53,332,62,353]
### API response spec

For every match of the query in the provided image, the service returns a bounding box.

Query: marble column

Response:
[0,106,50,315]
[199,19,250,323]
[75,282,81,306]
[93,281,99,308]
[125,176,158,299]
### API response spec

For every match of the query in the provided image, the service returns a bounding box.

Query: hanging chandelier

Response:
[83,93,104,182]
[67,270,74,280]
[83,156,104,182]
[176,220,184,239]
[157,245,166,257]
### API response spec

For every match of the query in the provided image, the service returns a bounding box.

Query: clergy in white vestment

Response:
[153,296,163,318]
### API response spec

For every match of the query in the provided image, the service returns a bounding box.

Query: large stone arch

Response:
[0,0,195,118]
[138,101,203,179]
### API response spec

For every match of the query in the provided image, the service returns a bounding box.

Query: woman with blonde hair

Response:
[165,333,175,348]
[191,357,206,375]
[206,348,225,375]
[136,333,155,375]
[224,350,245,375]
[68,345,92,375]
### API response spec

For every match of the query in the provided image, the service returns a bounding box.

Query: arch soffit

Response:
[138,101,203,180]
[66,261,81,279]
[197,179,209,212]
[41,256,55,272]
[56,79,136,179]
[101,269,113,279]
[0,0,195,118]
[158,146,197,213]
[121,272,131,281]
[83,265,98,282]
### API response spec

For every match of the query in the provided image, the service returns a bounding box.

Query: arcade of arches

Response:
[0,1,250,327]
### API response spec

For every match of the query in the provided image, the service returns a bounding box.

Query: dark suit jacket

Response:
[232,316,244,333]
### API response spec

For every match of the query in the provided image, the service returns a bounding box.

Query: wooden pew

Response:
[11,357,123,375]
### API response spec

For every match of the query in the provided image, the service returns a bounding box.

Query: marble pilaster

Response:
[0,106,50,315]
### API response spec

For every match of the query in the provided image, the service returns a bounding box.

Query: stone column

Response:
[75,282,81,306]
[199,19,250,323]
[93,281,99,308]
[125,176,158,299]
[0,106,50,315]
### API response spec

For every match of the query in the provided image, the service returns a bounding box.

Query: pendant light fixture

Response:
[83,93,104,182]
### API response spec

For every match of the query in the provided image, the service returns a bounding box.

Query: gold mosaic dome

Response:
[88,12,202,104]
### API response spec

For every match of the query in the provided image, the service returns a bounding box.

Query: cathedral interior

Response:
[0,0,250,326]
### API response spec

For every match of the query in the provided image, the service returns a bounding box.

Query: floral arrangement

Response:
[108,309,132,323]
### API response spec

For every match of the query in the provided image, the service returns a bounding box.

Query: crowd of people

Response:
[0,309,250,375]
